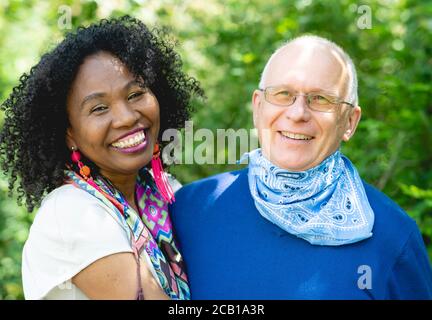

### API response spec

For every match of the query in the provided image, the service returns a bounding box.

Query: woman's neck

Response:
[99,169,138,209]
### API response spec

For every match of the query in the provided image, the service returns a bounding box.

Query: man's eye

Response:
[274,90,291,96]
[91,104,107,113]
[128,91,144,101]
[311,95,330,104]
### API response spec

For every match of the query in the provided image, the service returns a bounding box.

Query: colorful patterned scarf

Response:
[242,148,374,246]
[65,169,190,300]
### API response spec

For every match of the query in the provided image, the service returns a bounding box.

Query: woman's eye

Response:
[128,91,144,101]
[91,104,107,113]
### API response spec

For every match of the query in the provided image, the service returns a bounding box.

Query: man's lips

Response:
[278,130,314,141]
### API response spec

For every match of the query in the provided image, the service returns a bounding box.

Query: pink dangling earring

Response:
[151,143,175,204]
[71,147,91,180]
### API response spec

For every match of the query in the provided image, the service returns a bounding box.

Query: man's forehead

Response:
[280,41,345,66]
[263,41,349,94]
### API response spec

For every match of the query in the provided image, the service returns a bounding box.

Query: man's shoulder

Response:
[362,180,418,234]
[173,168,248,205]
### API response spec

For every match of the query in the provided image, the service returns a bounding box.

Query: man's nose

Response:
[283,95,311,122]
[111,101,139,128]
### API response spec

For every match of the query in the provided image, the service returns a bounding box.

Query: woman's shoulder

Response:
[23,184,134,300]
[32,184,105,226]
[30,183,127,239]
[41,183,100,209]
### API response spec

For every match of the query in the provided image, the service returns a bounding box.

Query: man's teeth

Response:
[280,131,313,140]
[112,131,146,148]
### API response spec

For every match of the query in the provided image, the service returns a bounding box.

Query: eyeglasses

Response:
[258,86,355,113]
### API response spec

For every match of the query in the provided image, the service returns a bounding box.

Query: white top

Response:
[22,184,160,300]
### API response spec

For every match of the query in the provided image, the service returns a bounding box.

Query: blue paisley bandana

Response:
[243,148,374,246]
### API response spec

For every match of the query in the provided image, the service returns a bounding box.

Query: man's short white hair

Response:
[259,35,359,106]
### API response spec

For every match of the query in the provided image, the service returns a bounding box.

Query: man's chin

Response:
[268,153,316,172]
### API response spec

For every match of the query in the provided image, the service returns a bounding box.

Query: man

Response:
[170,35,432,299]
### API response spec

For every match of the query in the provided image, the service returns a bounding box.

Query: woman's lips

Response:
[112,127,147,144]
[112,139,148,154]
[110,128,148,154]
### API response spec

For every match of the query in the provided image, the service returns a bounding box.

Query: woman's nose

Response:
[111,101,139,128]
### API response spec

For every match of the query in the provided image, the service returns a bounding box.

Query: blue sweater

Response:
[170,168,432,300]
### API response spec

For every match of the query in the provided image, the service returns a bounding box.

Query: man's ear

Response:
[252,90,262,128]
[342,106,361,142]
[66,127,77,150]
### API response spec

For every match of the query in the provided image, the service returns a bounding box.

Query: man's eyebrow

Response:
[271,84,337,95]
[265,84,296,91]
[310,88,337,93]
[81,92,106,108]
[302,87,339,96]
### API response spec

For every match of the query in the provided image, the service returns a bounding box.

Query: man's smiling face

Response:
[252,40,361,171]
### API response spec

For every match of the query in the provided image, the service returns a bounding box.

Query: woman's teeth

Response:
[112,131,146,149]
[281,131,313,140]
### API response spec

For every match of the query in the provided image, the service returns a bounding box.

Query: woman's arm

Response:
[72,252,169,300]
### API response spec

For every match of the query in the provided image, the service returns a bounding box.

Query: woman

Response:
[0,16,202,300]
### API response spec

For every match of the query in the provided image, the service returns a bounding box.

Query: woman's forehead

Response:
[77,52,130,81]
[69,52,136,97]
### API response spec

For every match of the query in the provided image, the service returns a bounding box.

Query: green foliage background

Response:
[0,0,431,299]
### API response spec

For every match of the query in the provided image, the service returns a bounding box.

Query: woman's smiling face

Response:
[66,51,160,177]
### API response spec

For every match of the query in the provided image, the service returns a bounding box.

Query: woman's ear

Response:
[342,106,361,142]
[66,128,77,150]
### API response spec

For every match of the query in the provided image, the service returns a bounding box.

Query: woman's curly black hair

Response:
[0,15,203,212]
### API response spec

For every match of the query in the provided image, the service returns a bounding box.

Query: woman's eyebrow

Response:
[80,80,143,108]
[81,92,106,108]
[125,80,142,90]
